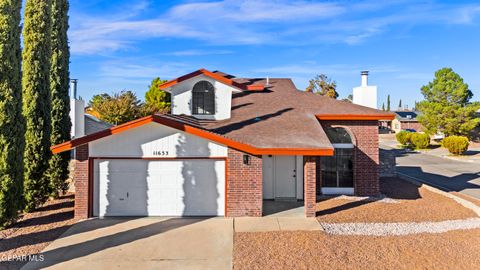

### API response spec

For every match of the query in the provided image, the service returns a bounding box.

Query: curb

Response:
[398,172,480,217]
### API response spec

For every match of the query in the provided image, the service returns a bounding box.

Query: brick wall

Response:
[226,148,262,217]
[73,144,89,219]
[321,120,380,196]
[400,121,423,132]
[304,157,317,217]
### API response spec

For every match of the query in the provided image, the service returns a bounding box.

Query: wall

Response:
[170,74,240,120]
[321,120,380,196]
[379,149,396,177]
[227,148,262,217]
[89,122,228,158]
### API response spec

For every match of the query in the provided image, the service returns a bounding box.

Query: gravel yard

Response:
[234,229,480,270]
[0,194,76,270]
[316,177,477,223]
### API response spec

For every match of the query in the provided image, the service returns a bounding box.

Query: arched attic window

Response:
[325,127,353,146]
[192,80,215,115]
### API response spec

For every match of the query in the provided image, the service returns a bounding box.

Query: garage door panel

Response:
[94,159,225,217]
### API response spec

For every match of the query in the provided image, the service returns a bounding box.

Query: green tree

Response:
[89,91,143,125]
[382,103,385,111]
[417,68,480,136]
[0,0,24,227]
[387,95,391,111]
[398,99,402,110]
[22,0,52,211]
[144,77,170,113]
[47,0,70,197]
[306,74,338,99]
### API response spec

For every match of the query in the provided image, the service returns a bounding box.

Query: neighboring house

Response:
[391,111,424,133]
[52,69,394,219]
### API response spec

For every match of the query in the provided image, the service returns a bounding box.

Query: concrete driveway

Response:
[23,217,233,270]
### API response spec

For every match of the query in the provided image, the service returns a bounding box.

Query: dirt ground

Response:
[316,177,477,223]
[234,229,480,270]
[0,194,77,269]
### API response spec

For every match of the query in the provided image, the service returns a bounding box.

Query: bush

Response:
[441,136,469,155]
[396,130,412,145]
[410,133,430,149]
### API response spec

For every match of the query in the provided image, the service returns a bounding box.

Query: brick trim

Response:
[304,157,317,217]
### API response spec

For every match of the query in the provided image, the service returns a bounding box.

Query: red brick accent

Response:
[304,157,317,217]
[73,144,89,219]
[321,120,380,196]
[226,148,262,217]
[400,121,423,132]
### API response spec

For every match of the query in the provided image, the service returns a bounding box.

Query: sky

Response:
[69,0,480,109]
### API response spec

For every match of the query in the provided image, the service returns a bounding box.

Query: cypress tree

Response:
[387,95,391,111]
[48,0,71,197]
[0,0,24,227]
[22,0,52,211]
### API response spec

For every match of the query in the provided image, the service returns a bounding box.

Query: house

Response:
[391,111,423,133]
[51,69,394,219]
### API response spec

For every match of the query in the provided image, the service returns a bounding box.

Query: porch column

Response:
[74,144,89,219]
[304,156,317,217]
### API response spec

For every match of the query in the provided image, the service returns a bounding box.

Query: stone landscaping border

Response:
[320,218,480,236]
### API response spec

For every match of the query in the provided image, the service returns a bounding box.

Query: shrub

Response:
[441,136,469,155]
[410,133,430,149]
[396,130,412,145]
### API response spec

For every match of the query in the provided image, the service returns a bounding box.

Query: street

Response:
[392,148,480,199]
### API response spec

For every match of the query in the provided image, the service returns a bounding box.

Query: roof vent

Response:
[265,76,272,87]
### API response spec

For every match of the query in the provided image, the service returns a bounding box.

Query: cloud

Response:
[254,64,400,76]
[165,49,234,56]
[69,0,480,55]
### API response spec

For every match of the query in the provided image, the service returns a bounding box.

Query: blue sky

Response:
[69,0,480,109]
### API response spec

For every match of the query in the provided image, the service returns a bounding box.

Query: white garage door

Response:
[93,159,225,217]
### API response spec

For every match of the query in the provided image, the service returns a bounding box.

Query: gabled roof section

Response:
[51,114,334,156]
[158,69,265,91]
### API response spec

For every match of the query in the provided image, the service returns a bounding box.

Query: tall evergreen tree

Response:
[0,0,24,227]
[22,0,52,211]
[398,99,402,110]
[387,95,391,111]
[48,0,71,197]
[382,103,385,111]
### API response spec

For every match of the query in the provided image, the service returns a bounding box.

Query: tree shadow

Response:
[23,218,206,269]
[176,133,220,216]
[397,166,480,193]
[211,108,293,135]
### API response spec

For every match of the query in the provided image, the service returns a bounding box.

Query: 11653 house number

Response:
[153,150,169,156]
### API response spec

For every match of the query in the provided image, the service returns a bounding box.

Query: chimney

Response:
[70,79,78,99]
[352,71,378,109]
[69,79,85,139]
[361,70,369,87]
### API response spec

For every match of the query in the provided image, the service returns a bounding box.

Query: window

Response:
[192,81,215,115]
[318,127,354,193]
[325,127,353,144]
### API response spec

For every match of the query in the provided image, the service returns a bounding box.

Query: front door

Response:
[274,156,296,199]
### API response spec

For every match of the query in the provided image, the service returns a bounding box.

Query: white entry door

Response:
[274,156,297,199]
[93,159,225,217]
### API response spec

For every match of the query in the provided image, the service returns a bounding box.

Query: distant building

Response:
[353,71,377,109]
[391,111,424,133]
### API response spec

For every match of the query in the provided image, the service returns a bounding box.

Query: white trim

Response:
[322,187,354,195]
[332,143,354,149]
